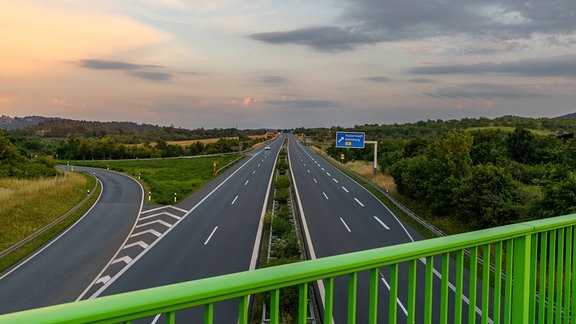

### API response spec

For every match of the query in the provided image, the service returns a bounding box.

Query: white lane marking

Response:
[204,226,218,245]
[123,241,149,249]
[231,195,238,205]
[354,198,365,207]
[380,276,409,316]
[96,275,111,285]
[326,172,331,176]
[141,205,187,214]
[307,169,311,173]
[321,168,325,171]
[86,151,265,300]
[418,258,490,321]
[323,192,329,200]
[341,186,349,193]
[131,229,162,238]
[258,163,261,167]
[112,256,132,265]
[244,180,249,186]
[313,178,318,184]
[333,178,339,183]
[135,219,172,229]
[373,216,390,230]
[252,170,256,174]
[304,163,306,166]
[140,212,181,221]
[339,218,351,232]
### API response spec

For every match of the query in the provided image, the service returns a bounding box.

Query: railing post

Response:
[511,234,532,323]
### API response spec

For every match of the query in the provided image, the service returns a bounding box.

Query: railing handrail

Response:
[1,213,575,323]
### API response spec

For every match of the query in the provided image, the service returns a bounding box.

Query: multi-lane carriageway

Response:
[0,134,490,323]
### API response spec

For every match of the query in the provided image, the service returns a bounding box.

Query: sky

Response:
[1,0,576,129]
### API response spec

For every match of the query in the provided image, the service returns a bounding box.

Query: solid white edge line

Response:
[249,143,281,270]
[310,143,493,323]
[87,152,262,299]
[287,137,328,319]
[76,169,145,300]
[1,174,107,283]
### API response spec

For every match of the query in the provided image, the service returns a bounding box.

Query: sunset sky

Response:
[1,1,576,129]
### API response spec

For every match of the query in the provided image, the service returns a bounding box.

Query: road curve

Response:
[0,168,143,314]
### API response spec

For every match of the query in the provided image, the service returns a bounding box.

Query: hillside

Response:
[0,116,53,130]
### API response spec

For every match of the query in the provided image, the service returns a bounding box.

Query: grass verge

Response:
[74,154,241,205]
[0,172,99,272]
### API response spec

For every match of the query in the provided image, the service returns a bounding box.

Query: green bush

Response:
[276,175,290,189]
[275,188,288,203]
[272,217,293,237]
[275,232,300,259]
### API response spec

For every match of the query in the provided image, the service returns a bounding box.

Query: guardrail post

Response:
[511,234,532,323]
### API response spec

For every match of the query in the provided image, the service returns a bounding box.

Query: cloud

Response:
[266,98,339,109]
[128,71,172,81]
[0,3,168,78]
[79,59,160,70]
[408,78,435,83]
[229,96,263,106]
[249,0,576,52]
[364,76,391,83]
[260,75,288,85]
[78,59,173,81]
[409,55,576,78]
[250,26,378,52]
[423,83,545,100]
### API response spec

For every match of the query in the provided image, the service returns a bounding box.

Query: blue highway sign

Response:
[336,132,365,148]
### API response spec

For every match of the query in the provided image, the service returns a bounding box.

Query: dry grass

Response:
[0,173,88,251]
[166,137,238,147]
[344,161,397,194]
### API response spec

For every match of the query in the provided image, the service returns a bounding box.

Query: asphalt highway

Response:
[90,137,284,323]
[287,134,490,323]
[0,168,143,314]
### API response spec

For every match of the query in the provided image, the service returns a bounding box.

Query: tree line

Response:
[0,131,56,178]
[309,117,576,230]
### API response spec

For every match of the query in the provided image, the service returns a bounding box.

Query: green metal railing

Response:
[1,213,575,323]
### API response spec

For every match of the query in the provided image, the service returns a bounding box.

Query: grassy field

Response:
[0,172,98,270]
[75,154,242,205]
[465,126,553,136]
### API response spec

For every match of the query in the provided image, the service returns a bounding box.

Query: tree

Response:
[454,164,519,229]
[507,127,536,164]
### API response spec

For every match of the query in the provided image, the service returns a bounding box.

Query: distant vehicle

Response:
[264,146,271,150]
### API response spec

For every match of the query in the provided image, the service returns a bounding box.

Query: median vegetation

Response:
[252,141,311,323]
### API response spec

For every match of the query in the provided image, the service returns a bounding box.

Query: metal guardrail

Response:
[0,173,98,259]
[1,213,575,323]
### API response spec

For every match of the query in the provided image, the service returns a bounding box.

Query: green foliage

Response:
[276,175,290,190]
[0,131,56,178]
[538,172,576,218]
[75,154,240,204]
[275,231,300,259]
[387,127,576,230]
[506,127,537,164]
[272,217,293,237]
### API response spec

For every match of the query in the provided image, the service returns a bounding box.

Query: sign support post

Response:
[365,141,378,177]
[335,132,378,178]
